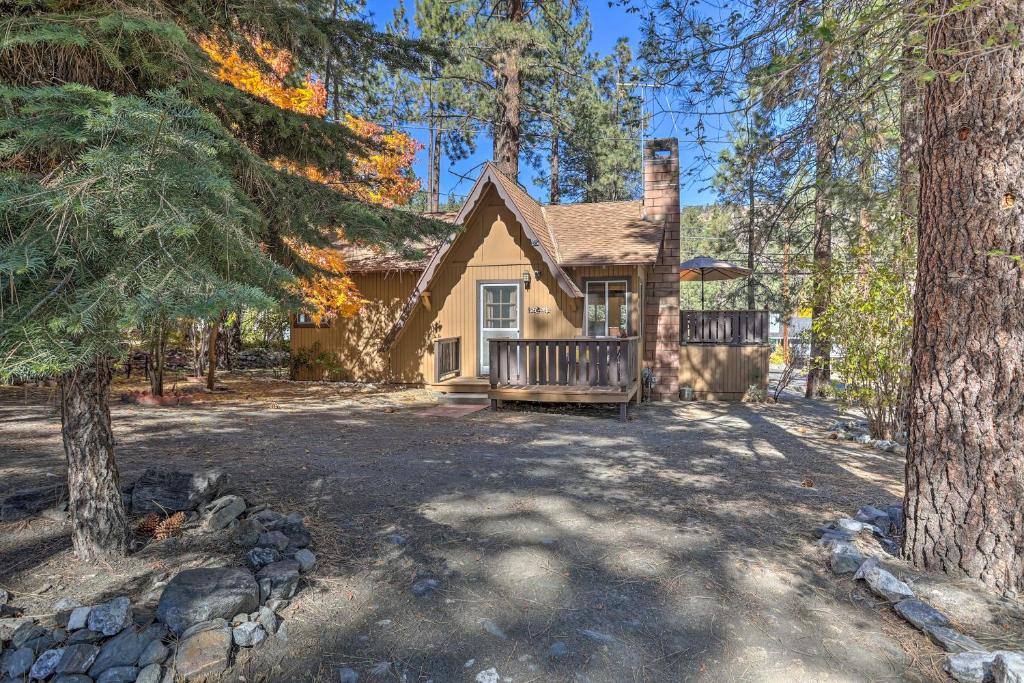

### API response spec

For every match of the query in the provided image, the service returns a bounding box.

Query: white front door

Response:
[479,283,520,376]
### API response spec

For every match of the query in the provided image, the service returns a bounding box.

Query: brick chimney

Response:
[642,138,680,400]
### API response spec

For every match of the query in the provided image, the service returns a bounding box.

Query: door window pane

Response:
[586,281,629,337]
[586,281,607,336]
[608,281,629,336]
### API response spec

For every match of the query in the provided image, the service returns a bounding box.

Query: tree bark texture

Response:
[60,357,128,561]
[806,46,835,398]
[207,318,219,391]
[492,0,524,180]
[904,0,1024,593]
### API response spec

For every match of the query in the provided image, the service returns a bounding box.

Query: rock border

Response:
[817,503,1023,683]
[0,469,317,683]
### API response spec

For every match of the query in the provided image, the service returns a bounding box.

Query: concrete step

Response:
[438,392,489,406]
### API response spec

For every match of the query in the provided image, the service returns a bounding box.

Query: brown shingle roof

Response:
[543,200,663,265]
[337,210,458,273]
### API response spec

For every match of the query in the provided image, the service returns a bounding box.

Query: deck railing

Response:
[488,337,639,390]
[682,310,769,345]
[434,337,461,381]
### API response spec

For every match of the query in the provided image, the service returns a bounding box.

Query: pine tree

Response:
[0,0,448,560]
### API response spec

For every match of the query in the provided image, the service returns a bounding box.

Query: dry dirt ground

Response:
[1,371,1020,683]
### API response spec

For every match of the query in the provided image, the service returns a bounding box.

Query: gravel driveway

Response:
[0,376,951,682]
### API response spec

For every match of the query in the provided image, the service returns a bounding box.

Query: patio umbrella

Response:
[679,256,751,310]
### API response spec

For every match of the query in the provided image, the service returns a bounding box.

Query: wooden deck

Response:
[431,337,641,420]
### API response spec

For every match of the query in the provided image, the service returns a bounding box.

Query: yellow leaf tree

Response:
[202,36,421,323]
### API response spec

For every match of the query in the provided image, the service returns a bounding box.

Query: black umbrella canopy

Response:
[678,256,751,310]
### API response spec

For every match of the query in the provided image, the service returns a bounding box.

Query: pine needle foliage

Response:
[0,0,450,378]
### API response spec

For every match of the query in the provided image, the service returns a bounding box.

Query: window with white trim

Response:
[585,280,630,337]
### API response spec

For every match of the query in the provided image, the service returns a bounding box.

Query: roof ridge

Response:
[539,204,563,263]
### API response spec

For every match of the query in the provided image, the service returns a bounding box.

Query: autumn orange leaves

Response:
[200,35,421,324]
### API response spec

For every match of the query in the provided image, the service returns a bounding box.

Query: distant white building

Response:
[769,312,812,358]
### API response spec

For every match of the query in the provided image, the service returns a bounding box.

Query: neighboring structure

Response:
[291,138,769,408]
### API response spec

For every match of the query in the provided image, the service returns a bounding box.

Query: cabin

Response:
[290,138,769,416]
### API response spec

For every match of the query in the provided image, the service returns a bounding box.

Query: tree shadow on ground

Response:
[0,389,947,682]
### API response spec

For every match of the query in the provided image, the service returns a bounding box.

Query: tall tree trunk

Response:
[898,0,922,250]
[148,320,165,397]
[805,46,835,398]
[428,108,441,213]
[60,357,128,561]
[550,125,560,204]
[207,318,219,391]
[493,0,524,179]
[904,0,1024,594]
[746,154,756,310]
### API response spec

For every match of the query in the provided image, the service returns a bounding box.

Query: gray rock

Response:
[475,667,499,683]
[411,578,440,597]
[0,483,66,522]
[548,641,569,658]
[136,662,162,683]
[247,547,280,570]
[12,622,47,648]
[926,625,986,653]
[52,675,94,683]
[855,505,890,525]
[894,599,950,631]
[2,647,34,678]
[55,643,100,675]
[235,517,264,547]
[155,568,258,636]
[23,629,59,655]
[256,607,279,635]
[0,617,33,641]
[251,509,285,531]
[835,517,874,533]
[265,599,290,613]
[54,598,82,612]
[30,647,65,679]
[853,558,915,602]
[137,639,168,667]
[87,597,133,636]
[67,606,91,631]
[96,665,139,683]
[945,651,997,683]
[829,544,866,574]
[293,549,316,572]
[257,531,290,552]
[181,619,228,640]
[385,534,407,546]
[232,622,266,648]
[88,623,166,677]
[231,613,250,625]
[992,652,1024,683]
[131,469,225,513]
[67,629,105,645]
[285,512,304,525]
[0,589,7,604]
[855,433,873,444]
[171,625,231,680]
[203,495,246,531]
[255,561,301,601]
[338,666,359,683]
[282,524,311,550]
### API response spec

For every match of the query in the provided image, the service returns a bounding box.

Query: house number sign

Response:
[529,306,550,314]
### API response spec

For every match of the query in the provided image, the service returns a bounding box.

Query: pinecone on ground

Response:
[154,511,186,540]
[136,513,161,537]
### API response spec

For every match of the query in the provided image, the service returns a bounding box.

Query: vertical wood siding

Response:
[678,345,769,399]
[291,183,645,383]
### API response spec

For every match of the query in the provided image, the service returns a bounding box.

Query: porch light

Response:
[522,270,531,287]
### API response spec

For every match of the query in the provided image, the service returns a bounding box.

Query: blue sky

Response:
[365,1,722,207]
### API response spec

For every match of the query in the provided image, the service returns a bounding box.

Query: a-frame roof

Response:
[380,164,583,352]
